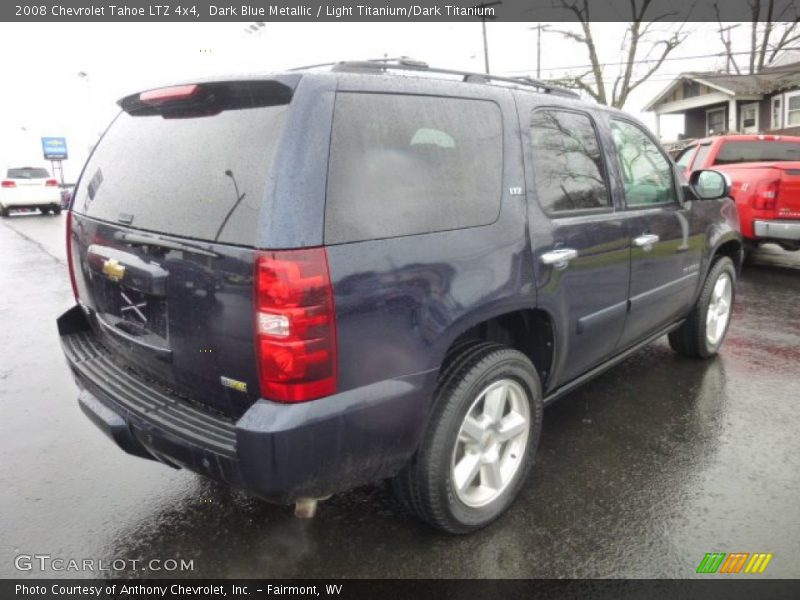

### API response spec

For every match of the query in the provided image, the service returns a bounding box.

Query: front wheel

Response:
[669,257,736,358]
[392,343,543,533]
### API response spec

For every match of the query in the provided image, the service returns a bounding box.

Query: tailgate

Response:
[68,79,294,417]
[777,165,800,219]
[69,215,259,417]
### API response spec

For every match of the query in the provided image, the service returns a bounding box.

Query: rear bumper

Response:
[753,220,800,241]
[58,305,435,503]
[1,195,61,208]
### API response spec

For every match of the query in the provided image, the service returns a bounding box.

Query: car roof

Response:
[119,62,647,135]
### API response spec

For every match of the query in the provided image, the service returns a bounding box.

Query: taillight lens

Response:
[66,211,79,300]
[140,84,200,104]
[755,179,780,210]
[1,180,15,188]
[254,248,337,403]
[45,179,58,187]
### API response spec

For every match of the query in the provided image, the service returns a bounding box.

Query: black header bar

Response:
[2,0,798,22]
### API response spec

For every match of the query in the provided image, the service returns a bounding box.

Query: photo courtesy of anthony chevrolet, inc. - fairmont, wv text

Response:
[1,0,800,598]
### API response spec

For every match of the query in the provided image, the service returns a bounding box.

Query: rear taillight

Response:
[66,211,79,300]
[755,179,780,210]
[1,180,15,188]
[254,248,337,403]
[45,179,58,187]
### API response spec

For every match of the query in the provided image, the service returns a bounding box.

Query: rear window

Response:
[7,167,50,179]
[714,141,800,164]
[325,93,503,244]
[73,86,290,246]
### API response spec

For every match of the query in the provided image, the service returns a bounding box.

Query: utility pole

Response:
[528,24,550,79]
[476,1,501,74]
[718,24,740,74]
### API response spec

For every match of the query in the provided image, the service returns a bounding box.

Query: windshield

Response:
[714,141,800,165]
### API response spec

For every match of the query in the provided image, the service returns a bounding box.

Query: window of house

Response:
[610,120,677,207]
[706,107,726,135]
[740,103,758,130]
[529,109,611,213]
[772,96,783,130]
[786,91,800,127]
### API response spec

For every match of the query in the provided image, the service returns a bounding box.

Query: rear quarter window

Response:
[324,93,503,244]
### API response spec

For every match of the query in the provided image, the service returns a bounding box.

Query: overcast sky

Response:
[0,21,763,181]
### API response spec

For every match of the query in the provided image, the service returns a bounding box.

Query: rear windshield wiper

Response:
[114,232,220,258]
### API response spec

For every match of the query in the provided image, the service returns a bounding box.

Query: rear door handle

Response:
[633,234,660,251]
[541,248,578,270]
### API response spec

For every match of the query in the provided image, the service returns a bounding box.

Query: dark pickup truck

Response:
[58,60,742,533]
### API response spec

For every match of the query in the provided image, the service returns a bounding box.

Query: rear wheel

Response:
[0,206,8,218]
[669,256,735,358]
[40,207,50,215]
[392,343,543,533]
[52,206,62,215]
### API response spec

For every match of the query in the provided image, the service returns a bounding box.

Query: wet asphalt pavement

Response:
[1,212,799,579]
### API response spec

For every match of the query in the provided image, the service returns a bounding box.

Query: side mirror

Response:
[689,169,730,200]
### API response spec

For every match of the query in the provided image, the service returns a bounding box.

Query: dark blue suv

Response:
[58,60,742,533]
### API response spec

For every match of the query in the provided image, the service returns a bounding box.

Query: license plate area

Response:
[95,278,169,341]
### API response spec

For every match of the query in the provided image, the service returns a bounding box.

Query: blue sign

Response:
[42,137,68,160]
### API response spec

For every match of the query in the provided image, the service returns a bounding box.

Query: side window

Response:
[610,120,677,207]
[692,144,711,170]
[674,146,696,169]
[325,93,503,244]
[530,109,610,213]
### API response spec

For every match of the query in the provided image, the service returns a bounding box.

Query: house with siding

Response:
[644,55,800,142]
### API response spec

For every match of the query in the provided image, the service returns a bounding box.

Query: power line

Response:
[535,65,800,86]
[503,47,800,75]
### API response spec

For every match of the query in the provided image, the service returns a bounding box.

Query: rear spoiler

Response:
[118,79,295,118]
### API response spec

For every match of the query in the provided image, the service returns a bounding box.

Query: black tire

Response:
[742,241,758,265]
[52,206,62,215]
[0,206,8,218]
[391,340,498,515]
[392,343,543,534]
[40,207,50,215]
[669,256,736,359]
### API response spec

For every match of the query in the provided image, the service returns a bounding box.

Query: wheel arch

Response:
[437,307,556,392]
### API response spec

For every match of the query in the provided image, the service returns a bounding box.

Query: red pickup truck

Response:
[675,134,800,252]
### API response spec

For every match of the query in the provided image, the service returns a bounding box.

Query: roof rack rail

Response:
[291,57,580,98]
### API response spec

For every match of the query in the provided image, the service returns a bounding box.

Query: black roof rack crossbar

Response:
[291,57,580,98]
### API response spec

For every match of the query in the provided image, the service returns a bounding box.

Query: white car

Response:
[1,166,63,217]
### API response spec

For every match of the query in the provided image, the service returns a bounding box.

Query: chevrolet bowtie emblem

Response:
[102,258,126,283]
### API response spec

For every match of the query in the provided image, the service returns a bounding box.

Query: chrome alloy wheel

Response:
[706,272,733,346]
[450,379,531,508]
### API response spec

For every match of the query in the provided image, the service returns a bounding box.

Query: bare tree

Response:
[715,0,800,73]
[549,0,691,109]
